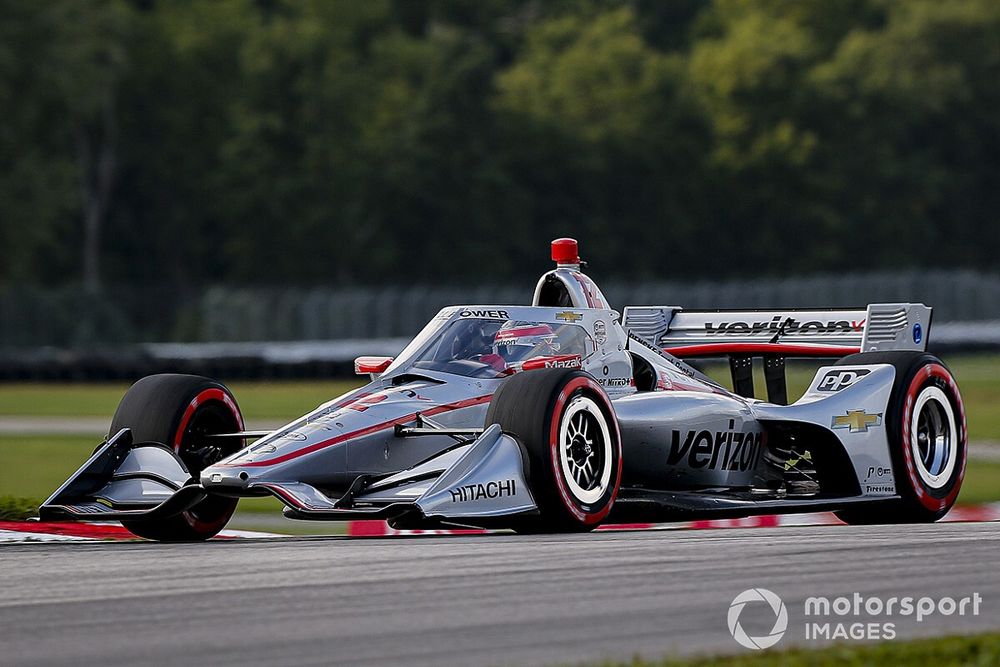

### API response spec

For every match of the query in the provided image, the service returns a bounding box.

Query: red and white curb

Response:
[0,521,283,543]
[346,502,1000,537]
[3,503,999,543]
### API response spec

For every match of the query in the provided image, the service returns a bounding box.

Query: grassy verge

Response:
[0,379,364,420]
[610,631,1000,667]
[0,496,41,520]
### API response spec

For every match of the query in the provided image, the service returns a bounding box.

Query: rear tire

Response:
[485,368,623,533]
[833,352,967,525]
[112,374,245,541]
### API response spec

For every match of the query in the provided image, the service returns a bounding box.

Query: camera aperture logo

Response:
[728,588,788,650]
[727,589,983,648]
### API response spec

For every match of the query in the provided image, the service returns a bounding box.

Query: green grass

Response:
[609,631,1000,667]
[0,379,364,420]
[955,461,1000,505]
[0,435,96,499]
[946,355,1000,444]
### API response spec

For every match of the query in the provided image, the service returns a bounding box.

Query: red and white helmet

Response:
[492,322,560,361]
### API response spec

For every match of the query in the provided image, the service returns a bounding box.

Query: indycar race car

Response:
[40,238,968,540]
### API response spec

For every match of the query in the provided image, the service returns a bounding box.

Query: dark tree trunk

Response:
[77,91,117,295]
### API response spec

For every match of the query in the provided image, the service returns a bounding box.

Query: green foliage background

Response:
[2,0,998,288]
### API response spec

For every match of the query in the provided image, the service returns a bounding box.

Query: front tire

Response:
[833,352,967,525]
[112,374,246,541]
[485,369,623,532]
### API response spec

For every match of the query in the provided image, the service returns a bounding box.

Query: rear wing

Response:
[623,303,931,357]
[622,303,932,404]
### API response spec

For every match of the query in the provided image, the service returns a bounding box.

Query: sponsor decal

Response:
[598,377,630,388]
[865,465,892,481]
[704,316,866,337]
[449,479,516,503]
[628,331,662,354]
[522,354,582,370]
[667,421,763,471]
[913,322,923,344]
[803,592,982,642]
[831,410,882,433]
[729,588,984,649]
[555,311,583,322]
[817,369,871,392]
[865,484,896,494]
[594,320,608,345]
[459,309,509,319]
[627,331,710,381]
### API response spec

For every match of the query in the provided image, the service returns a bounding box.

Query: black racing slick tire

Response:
[485,368,623,533]
[833,352,967,525]
[112,374,246,542]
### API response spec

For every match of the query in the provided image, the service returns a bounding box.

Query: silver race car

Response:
[40,238,968,540]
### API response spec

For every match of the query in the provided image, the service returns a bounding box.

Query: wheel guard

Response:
[38,429,205,522]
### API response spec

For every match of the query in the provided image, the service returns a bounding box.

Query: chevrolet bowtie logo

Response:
[555,311,583,322]
[832,410,882,433]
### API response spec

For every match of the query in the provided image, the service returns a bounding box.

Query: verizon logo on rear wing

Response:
[623,304,931,358]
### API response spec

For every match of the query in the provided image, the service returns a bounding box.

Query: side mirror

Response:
[355,356,393,376]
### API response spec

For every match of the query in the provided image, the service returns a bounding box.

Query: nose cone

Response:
[201,377,493,492]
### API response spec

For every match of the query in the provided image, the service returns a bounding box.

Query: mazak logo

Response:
[728,588,788,650]
[668,422,763,471]
[544,357,581,369]
[705,316,865,337]
[817,369,870,392]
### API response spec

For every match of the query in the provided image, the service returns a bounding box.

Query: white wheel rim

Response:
[910,386,957,489]
[558,396,613,505]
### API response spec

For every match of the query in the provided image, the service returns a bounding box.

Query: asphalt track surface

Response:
[2,522,999,667]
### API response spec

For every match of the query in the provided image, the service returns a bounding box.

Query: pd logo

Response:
[817,368,870,392]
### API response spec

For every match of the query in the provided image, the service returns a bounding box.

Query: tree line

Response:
[2,0,998,291]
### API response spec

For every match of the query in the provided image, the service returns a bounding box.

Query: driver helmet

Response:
[492,321,560,362]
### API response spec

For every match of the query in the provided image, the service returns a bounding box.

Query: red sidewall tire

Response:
[170,387,244,536]
[485,368,623,532]
[546,376,623,525]
[113,374,245,541]
[834,352,967,524]
[898,363,967,516]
